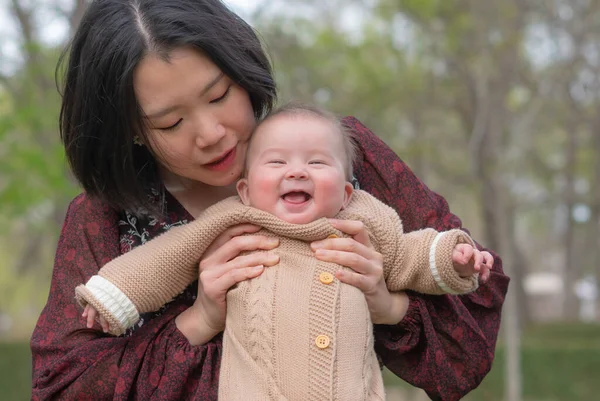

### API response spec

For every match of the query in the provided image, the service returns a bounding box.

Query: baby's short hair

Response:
[247,103,357,180]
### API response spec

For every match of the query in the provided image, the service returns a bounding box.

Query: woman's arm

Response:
[30,194,220,401]
[343,116,510,401]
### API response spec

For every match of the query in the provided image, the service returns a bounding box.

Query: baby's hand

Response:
[452,243,494,283]
[82,304,111,333]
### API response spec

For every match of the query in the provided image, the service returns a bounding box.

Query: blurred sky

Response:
[0,1,559,80]
[0,0,260,74]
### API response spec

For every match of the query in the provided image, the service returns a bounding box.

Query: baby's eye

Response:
[309,160,326,165]
[268,160,286,164]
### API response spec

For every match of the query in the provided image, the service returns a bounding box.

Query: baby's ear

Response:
[341,182,354,209]
[236,179,251,205]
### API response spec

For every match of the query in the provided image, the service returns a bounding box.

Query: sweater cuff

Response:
[83,275,140,332]
[428,231,479,295]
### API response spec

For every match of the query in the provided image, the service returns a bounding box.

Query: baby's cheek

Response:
[253,177,277,194]
[249,177,279,208]
[321,187,346,215]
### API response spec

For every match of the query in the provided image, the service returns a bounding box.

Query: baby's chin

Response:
[275,211,334,225]
[276,214,316,225]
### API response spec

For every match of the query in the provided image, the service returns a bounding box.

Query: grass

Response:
[383,322,600,401]
[0,342,31,401]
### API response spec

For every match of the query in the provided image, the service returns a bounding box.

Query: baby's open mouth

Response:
[282,191,312,204]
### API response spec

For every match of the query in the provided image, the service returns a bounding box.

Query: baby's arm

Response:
[347,191,479,295]
[75,197,247,335]
[384,227,479,295]
[74,220,209,336]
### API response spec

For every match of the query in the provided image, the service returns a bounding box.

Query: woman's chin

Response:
[196,167,243,187]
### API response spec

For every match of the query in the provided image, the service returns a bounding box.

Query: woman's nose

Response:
[194,115,226,148]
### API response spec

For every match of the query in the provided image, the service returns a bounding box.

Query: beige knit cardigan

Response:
[76,190,477,401]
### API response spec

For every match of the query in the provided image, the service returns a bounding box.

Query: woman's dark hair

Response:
[58,0,276,213]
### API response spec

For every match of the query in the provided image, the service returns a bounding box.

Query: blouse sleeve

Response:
[30,194,220,401]
[343,116,510,401]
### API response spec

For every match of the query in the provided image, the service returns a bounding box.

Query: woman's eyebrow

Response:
[145,72,225,119]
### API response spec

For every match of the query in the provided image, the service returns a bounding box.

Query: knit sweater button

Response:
[327,234,339,239]
[319,272,334,284]
[315,335,330,349]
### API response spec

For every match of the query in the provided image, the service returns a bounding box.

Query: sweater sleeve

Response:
[393,228,479,294]
[347,192,479,295]
[344,116,510,401]
[74,196,247,336]
[30,194,222,401]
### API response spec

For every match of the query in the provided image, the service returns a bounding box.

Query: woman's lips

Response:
[204,147,237,172]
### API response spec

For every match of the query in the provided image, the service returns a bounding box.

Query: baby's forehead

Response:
[253,113,342,146]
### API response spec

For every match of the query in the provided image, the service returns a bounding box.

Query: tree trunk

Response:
[471,87,522,401]
[592,114,600,320]
[506,201,532,327]
[562,121,580,320]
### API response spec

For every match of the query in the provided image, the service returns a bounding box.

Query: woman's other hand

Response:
[176,224,279,345]
[311,219,409,325]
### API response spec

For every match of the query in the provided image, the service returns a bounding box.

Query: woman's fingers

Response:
[202,252,280,280]
[311,237,374,261]
[315,248,383,296]
[328,219,373,247]
[314,249,372,275]
[203,224,263,258]
[190,226,282,337]
[312,219,384,294]
[212,265,266,295]
[202,234,279,270]
[335,268,372,293]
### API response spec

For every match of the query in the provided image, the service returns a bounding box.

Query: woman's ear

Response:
[236,178,251,205]
[341,182,354,209]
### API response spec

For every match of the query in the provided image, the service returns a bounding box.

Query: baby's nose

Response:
[286,168,308,180]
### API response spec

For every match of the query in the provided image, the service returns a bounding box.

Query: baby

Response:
[76,104,487,400]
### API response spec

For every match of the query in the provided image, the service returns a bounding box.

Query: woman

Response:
[30,0,509,400]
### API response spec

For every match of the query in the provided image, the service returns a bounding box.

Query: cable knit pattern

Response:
[75,190,479,400]
[218,258,281,400]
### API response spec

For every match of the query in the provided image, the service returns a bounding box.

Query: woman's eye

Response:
[210,86,231,104]
[158,119,182,131]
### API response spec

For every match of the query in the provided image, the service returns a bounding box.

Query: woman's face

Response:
[134,47,256,188]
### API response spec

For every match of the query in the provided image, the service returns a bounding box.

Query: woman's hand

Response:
[311,219,408,325]
[176,224,280,345]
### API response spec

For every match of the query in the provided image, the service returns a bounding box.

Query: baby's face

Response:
[236,114,353,224]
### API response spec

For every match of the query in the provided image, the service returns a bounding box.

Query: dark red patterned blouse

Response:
[30,118,509,401]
